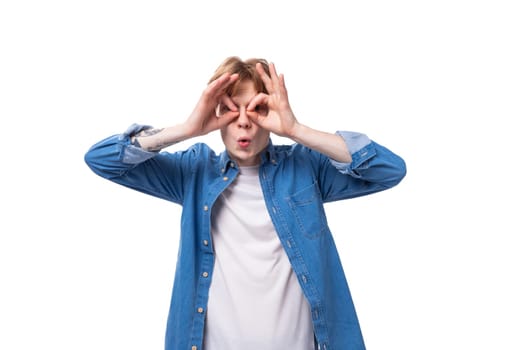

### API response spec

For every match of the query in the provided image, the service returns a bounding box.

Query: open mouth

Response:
[237,138,251,148]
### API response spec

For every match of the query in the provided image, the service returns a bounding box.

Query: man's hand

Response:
[246,63,301,139]
[247,62,352,163]
[184,73,240,137]
[131,73,240,152]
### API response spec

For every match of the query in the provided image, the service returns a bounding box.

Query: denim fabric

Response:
[85,125,406,350]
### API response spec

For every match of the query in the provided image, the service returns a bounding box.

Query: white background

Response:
[1,0,524,349]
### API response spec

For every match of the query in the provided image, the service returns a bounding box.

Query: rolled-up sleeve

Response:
[325,130,406,198]
[330,131,375,175]
[84,124,193,204]
[84,124,159,177]
[120,123,159,164]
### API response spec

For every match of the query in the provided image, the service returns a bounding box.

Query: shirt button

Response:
[203,239,209,246]
[202,271,209,278]
[203,205,208,211]
[197,307,204,313]
[191,346,197,350]
[223,176,228,181]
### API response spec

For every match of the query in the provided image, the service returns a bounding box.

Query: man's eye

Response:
[216,104,231,116]
[255,104,268,116]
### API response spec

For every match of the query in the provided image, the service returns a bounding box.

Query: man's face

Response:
[219,80,270,167]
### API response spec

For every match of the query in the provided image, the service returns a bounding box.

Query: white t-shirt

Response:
[204,165,315,350]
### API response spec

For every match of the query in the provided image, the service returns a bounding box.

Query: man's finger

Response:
[247,93,268,112]
[256,63,273,93]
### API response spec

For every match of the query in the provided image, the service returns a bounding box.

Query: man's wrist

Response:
[288,122,306,142]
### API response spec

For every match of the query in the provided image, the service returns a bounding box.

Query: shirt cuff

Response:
[119,123,159,164]
[330,131,375,176]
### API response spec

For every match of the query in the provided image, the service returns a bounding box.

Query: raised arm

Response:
[84,72,242,203]
[132,73,241,152]
[246,62,406,195]
[246,62,352,163]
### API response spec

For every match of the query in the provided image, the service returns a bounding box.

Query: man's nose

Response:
[237,109,251,129]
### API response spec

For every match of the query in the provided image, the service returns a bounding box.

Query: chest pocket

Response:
[286,181,329,239]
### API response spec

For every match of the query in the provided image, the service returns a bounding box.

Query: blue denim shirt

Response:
[84,124,406,350]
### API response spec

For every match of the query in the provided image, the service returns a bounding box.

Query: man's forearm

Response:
[131,124,191,152]
[289,124,352,163]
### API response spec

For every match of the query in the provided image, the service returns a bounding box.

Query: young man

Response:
[85,57,406,350]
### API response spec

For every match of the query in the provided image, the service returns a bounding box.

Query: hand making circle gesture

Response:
[247,62,300,138]
[184,73,240,137]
